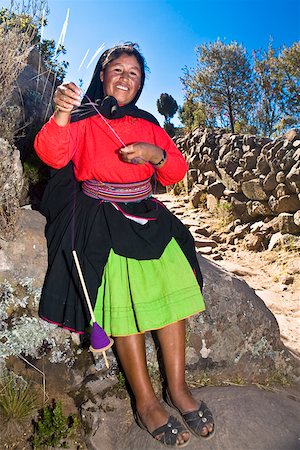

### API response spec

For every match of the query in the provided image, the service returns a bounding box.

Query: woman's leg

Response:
[114,333,190,445]
[156,320,214,436]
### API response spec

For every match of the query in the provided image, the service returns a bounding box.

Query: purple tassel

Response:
[91,322,111,350]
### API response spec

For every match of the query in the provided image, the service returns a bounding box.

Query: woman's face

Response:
[100,54,142,105]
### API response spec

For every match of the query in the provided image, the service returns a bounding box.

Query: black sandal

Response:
[165,392,215,440]
[135,412,190,447]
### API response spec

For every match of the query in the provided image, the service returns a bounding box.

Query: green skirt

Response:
[93,238,205,336]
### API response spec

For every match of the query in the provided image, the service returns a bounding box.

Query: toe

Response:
[177,431,190,445]
[200,422,214,437]
[200,425,209,437]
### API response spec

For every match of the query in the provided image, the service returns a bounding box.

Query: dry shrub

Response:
[0,138,23,240]
[0,22,33,111]
[0,104,22,143]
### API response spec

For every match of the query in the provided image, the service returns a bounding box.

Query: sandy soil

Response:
[158,193,300,358]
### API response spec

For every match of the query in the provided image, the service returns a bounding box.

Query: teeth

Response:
[116,85,128,91]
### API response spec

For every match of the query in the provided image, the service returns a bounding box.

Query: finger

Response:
[119,145,135,155]
[131,157,145,164]
[66,81,82,96]
[54,94,80,112]
[55,83,82,107]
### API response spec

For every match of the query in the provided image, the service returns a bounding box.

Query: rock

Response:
[286,163,300,190]
[294,210,300,226]
[189,225,211,238]
[268,232,300,250]
[194,238,218,248]
[0,250,13,271]
[207,181,225,198]
[188,169,198,184]
[81,399,101,436]
[244,233,265,251]
[181,218,201,228]
[218,167,240,192]
[196,246,213,254]
[87,385,300,450]
[0,209,47,283]
[269,194,300,214]
[242,179,268,201]
[210,232,227,243]
[256,153,270,175]
[279,275,294,285]
[206,193,218,212]
[278,195,300,213]
[278,213,300,234]
[250,221,265,233]
[275,183,290,198]
[230,196,252,223]
[191,254,298,380]
[246,200,272,218]
[185,346,200,365]
[262,171,277,191]
[276,171,286,183]
[284,128,300,142]
[189,184,206,208]
[240,151,257,170]
[268,232,283,250]
[211,253,223,261]
[233,223,251,238]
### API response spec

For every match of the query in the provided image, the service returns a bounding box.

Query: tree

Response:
[157,93,178,124]
[253,41,300,136]
[178,95,216,130]
[252,44,282,136]
[277,42,300,120]
[181,40,256,133]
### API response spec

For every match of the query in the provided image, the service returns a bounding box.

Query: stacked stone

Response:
[175,128,300,236]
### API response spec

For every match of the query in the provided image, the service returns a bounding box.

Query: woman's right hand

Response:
[53,82,82,126]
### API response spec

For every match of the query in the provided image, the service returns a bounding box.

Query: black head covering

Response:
[71,43,159,126]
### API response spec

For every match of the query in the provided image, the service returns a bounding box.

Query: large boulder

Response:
[185,254,298,381]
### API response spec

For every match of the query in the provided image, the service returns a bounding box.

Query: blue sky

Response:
[2,0,300,125]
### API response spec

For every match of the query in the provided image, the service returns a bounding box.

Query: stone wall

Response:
[175,128,300,236]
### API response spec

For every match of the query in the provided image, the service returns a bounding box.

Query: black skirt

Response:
[39,163,203,333]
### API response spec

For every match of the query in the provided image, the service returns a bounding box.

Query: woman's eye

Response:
[130,71,137,77]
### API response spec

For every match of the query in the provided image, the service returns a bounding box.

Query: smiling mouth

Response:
[116,85,129,91]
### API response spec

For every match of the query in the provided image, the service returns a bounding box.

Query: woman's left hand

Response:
[119,142,165,165]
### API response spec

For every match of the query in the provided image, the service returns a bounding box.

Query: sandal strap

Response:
[151,415,188,446]
[182,401,214,434]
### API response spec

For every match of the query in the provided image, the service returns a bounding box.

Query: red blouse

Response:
[34,114,188,186]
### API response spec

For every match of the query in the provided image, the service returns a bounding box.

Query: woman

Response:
[35,42,214,447]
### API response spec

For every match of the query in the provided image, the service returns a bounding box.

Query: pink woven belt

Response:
[82,178,153,202]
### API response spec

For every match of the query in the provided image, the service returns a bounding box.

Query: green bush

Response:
[32,400,78,449]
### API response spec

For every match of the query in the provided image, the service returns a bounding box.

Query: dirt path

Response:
[158,193,300,358]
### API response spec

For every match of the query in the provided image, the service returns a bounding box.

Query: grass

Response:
[0,373,39,423]
[214,200,233,227]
